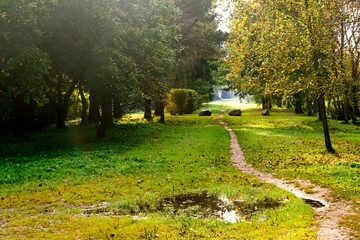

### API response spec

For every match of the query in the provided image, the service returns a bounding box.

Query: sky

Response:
[214,0,233,32]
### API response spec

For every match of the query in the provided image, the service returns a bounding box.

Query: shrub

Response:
[184,90,200,114]
[165,89,200,115]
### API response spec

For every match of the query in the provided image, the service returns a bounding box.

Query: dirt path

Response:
[217,116,356,240]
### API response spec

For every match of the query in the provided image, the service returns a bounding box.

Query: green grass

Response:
[222,106,360,237]
[0,112,317,239]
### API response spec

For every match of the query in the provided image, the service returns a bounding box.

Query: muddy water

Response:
[157,191,283,223]
[83,191,284,223]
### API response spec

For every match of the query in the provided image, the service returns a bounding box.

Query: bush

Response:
[165,89,200,115]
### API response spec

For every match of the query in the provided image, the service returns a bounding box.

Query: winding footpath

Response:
[216,114,357,239]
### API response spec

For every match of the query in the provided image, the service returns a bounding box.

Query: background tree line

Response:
[226,0,360,152]
[0,0,226,136]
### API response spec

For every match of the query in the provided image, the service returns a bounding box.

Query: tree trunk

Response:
[353,86,360,117]
[78,84,88,126]
[155,101,165,123]
[56,106,67,128]
[305,0,334,152]
[341,21,348,125]
[350,86,357,123]
[318,95,334,153]
[154,101,163,116]
[56,77,66,128]
[96,94,113,138]
[113,99,123,120]
[144,99,152,120]
[262,96,271,110]
[55,77,75,128]
[88,88,100,123]
[261,96,266,110]
[96,122,105,138]
[307,97,314,116]
[343,101,349,124]
[350,105,357,124]
[268,97,273,109]
[313,94,318,114]
[100,95,113,129]
[12,95,36,136]
[293,93,304,114]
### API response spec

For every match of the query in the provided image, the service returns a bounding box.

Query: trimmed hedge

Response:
[165,89,200,115]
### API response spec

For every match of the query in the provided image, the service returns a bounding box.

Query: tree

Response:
[37,0,117,128]
[171,0,226,100]
[336,1,360,123]
[227,0,341,152]
[116,0,179,122]
[0,0,51,135]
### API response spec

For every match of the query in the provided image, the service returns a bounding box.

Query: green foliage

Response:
[0,0,225,132]
[118,0,179,102]
[2,48,50,104]
[184,89,200,114]
[165,89,200,115]
[170,0,226,96]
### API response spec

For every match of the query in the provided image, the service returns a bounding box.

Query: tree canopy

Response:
[0,0,225,136]
[226,0,360,152]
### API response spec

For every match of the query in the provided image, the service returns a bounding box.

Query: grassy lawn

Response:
[221,104,360,237]
[0,110,316,239]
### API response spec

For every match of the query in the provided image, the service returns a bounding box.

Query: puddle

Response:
[157,192,284,223]
[157,191,239,222]
[82,192,285,223]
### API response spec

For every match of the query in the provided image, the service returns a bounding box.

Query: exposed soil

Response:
[217,116,357,240]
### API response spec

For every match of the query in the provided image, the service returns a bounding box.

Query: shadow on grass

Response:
[0,122,156,161]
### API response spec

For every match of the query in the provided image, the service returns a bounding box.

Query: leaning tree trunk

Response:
[318,95,334,153]
[318,98,323,121]
[144,99,152,120]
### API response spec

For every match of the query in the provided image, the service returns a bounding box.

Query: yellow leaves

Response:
[0,11,6,19]
[251,2,259,9]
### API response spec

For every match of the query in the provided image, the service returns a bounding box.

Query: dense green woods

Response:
[0,0,225,136]
[226,0,360,151]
